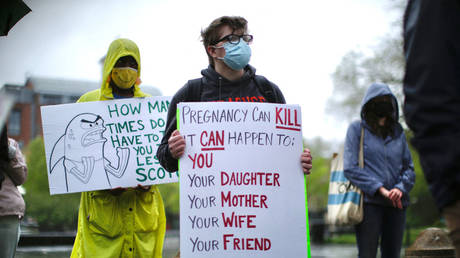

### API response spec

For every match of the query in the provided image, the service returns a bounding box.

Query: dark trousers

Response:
[355,203,406,258]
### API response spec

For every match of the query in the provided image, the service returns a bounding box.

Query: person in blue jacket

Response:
[344,83,416,258]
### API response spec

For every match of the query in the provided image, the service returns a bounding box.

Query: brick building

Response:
[2,76,161,148]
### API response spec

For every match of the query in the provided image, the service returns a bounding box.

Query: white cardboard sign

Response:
[41,96,176,195]
[178,102,308,257]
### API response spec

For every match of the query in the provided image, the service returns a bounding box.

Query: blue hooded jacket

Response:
[344,83,416,208]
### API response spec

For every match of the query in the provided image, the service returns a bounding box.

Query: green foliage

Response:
[303,137,336,213]
[326,233,356,244]
[157,182,180,228]
[157,182,179,215]
[405,131,440,227]
[327,37,406,123]
[23,137,81,231]
[306,155,331,212]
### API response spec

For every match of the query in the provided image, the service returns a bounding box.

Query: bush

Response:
[405,133,440,227]
[157,182,180,228]
[306,156,331,212]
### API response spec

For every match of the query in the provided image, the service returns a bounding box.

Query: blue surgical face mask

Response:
[215,40,252,70]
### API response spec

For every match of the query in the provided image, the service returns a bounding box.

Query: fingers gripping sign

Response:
[169,129,186,159]
[301,148,313,175]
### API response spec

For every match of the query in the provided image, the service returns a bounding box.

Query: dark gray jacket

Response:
[403,0,460,210]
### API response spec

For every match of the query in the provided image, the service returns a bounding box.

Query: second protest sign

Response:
[178,102,309,257]
[41,96,176,194]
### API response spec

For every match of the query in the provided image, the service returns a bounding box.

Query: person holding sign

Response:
[157,16,313,174]
[71,38,166,258]
[343,83,415,258]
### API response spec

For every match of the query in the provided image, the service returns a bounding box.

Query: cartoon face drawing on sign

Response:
[49,113,130,192]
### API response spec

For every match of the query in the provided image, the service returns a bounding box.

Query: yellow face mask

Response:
[111,67,138,89]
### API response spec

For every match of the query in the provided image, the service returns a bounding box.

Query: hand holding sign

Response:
[169,130,186,159]
[301,149,313,175]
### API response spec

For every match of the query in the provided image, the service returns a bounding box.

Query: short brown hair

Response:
[201,16,248,65]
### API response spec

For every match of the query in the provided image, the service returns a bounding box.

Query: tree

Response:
[327,37,405,122]
[327,0,406,123]
[303,137,336,159]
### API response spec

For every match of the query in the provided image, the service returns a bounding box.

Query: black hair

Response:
[0,125,9,162]
[0,125,10,188]
[362,97,396,138]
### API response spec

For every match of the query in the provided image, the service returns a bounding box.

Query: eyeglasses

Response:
[212,34,253,45]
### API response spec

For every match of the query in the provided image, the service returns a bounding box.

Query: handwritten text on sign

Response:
[41,96,176,195]
[178,102,308,257]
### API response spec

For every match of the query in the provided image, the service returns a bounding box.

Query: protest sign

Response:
[41,96,176,195]
[178,102,310,257]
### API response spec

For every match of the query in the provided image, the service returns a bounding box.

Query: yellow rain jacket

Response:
[71,38,166,258]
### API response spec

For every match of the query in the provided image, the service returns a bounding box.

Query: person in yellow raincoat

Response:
[71,38,166,258]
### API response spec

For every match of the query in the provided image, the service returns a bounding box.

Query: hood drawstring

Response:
[218,76,222,101]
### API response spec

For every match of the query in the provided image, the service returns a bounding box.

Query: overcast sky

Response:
[0,0,401,142]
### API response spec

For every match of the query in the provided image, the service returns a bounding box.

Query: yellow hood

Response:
[99,38,148,100]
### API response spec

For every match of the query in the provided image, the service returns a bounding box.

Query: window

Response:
[41,94,62,105]
[8,109,21,136]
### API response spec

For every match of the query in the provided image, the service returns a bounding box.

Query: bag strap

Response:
[254,75,278,103]
[359,126,364,169]
[186,78,203,102]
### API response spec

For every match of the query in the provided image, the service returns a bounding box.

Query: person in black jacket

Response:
[157,16,312,174]
[403,0,460,255]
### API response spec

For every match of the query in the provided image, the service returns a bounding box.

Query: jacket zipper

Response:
[383,139,390,187]
[218,76,222,101]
